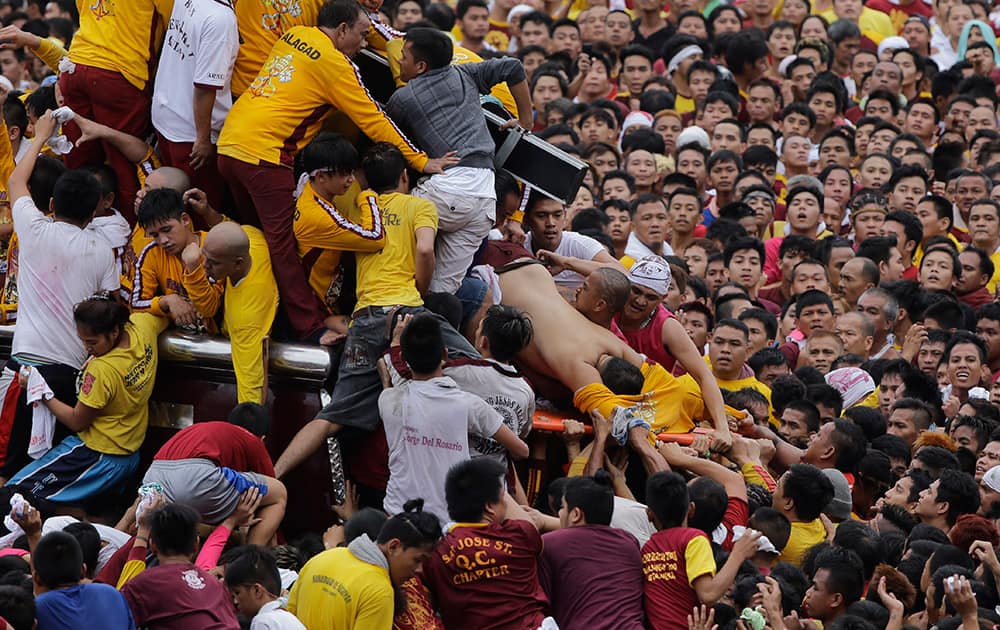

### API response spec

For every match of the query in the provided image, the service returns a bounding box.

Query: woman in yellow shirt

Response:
[10,293,166,504]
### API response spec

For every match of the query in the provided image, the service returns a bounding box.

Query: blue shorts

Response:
[8,435,139,504]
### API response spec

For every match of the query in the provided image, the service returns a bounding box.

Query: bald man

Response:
[497,260,735,448]
[572,267,631,332]
[183,222,279,404]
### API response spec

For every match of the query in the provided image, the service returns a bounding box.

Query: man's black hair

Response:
[705,218,747,243]
[23,85,56,118]
[933,469,981,526]
[832,521,881,580]
[806,383,843,418]
[646,471,690,528]
[600,356,644,395]
[378,500,443,548]
[923,299,964,332]
[689,476,728,536]
[944,329,989,364]
[913,446,960,479]
[1,98,26,138]
[739,307,778,341]
[795,289,834,318]
[855,236,899,268]
[749,348,790,381]
[401,314,445,375]
[63,522,100,580]
[812,546,866,605]
[137,187,185,229]
[480,305,534,363]
[743,144,780,169]
[0,584,34,630]
[404,26,454,70]
[445,458,506,522]
[224,545,283,596]
[639,89,675,114]
[771,374,807,417]
[563,472,615,526]
[362,142,407,194]
[784,400,821,433]
[870,433,910,464]
[536,123,579,145]
[52,170,102,224]
[779,234,816,260]
[27,154,66,212]
[723,236,765,268]
[829,418,868,473]
[783,463,835,521]
[33,531,82,589]
[724,30,770,77]
[884,210,923,249]
[300,132,359,176]
[318,0,364,28]
[150,503,201,557]
[227,402,272,437]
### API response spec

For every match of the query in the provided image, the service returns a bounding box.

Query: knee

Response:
[264,477,287,506]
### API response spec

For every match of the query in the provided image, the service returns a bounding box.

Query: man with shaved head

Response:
[834,311,874,360]
[573,267,631,331]
[183,222,278,404]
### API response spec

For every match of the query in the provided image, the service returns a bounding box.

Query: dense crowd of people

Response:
[0,0,993,628]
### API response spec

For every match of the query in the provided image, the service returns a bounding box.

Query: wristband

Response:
[509,210,524,223]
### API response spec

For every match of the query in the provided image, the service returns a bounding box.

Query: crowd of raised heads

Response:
[0,0,997,628]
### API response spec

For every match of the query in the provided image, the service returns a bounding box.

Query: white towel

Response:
[22,367,56,459]
[0,493,27,548]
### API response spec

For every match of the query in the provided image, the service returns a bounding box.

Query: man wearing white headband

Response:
[661,36,704,115]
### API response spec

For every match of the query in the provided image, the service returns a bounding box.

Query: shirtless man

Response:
[497,260,734,449]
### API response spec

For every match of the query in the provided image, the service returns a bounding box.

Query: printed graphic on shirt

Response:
[90,0,115,20]
[249,54,295,98]
[642,549,681,582]
[181,570,206,590]
[80,373,95,396]
[262,0,302,32]
[438,535,516,584]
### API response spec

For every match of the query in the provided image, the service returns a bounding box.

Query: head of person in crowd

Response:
[887,398,934,449]
[773,464,835,524]
[795,290,836,340]
[224,546,289,621]
[73,293,131,358]
[778,399,821,449]
[739,307,777,355]
[202,222,254,287]
[801,546,865,623]
[943,330,991,397]
[137,188,199,259]
[803,418,869,474]
[559,471,614,527]
[838,258,878,309]
[708,318,751,382]
[914,469,982,532]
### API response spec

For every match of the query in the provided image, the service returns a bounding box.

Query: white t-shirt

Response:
[380,376,502,522]
[87,210,131,250]
[11,196,119,368]
[526,230,606,288]
[624,231,673,261]
[611,496,657,547]
[251,600,306,630]
[151,0,239,143]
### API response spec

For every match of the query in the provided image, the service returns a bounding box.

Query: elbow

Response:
[416,245,434,259]
[510,440,529,460]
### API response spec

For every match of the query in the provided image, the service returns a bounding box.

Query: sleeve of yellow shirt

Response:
[181,264,223,320]
[116,559,146,589]
[228,314,269,404]
[296,189,386,252]
[34,37,68,72]
[130,243,167,316]
[77,359,116,411]
[741,461,777,493]
[684,535,716,584]
[135,146,161,190]
[327,54,428,172]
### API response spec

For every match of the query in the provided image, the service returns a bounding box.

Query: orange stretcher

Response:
[531,410,716,444]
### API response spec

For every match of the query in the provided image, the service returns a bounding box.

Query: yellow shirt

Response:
[183,226,278,404]
[913,233,962,268]
[819,8,895,44]
[287,547,394,630]
[218,26,429,171]
[130,230,223,326]
[777,518,826,567]
[295,183,386,314]
[674,94,695,115]
[573,361,705,434]
[70,0,173,90]
[232,0,324,96]
[77,313,168,455]
[354,191,437,312]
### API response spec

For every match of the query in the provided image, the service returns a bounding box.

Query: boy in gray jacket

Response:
[386,27,533,295]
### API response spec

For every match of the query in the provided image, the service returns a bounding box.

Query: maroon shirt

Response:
[423,519,549,630]
[153,421,274,477]
[122,563,239,630]
[538,525,645,630]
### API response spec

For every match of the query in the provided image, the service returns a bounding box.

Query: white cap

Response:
[877,36,908,58]
[628,256,672,296]
[677,126,710,151]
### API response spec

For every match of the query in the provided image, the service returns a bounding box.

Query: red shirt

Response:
[153,422,274,477]
[423,520,549,630]
[642,527,716,630]
[902,265,919,281]
[614,305,676,372]
[718,497,751,551]
[122,563,239,630]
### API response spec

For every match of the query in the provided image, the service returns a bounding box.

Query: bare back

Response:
[498,262,642,392]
